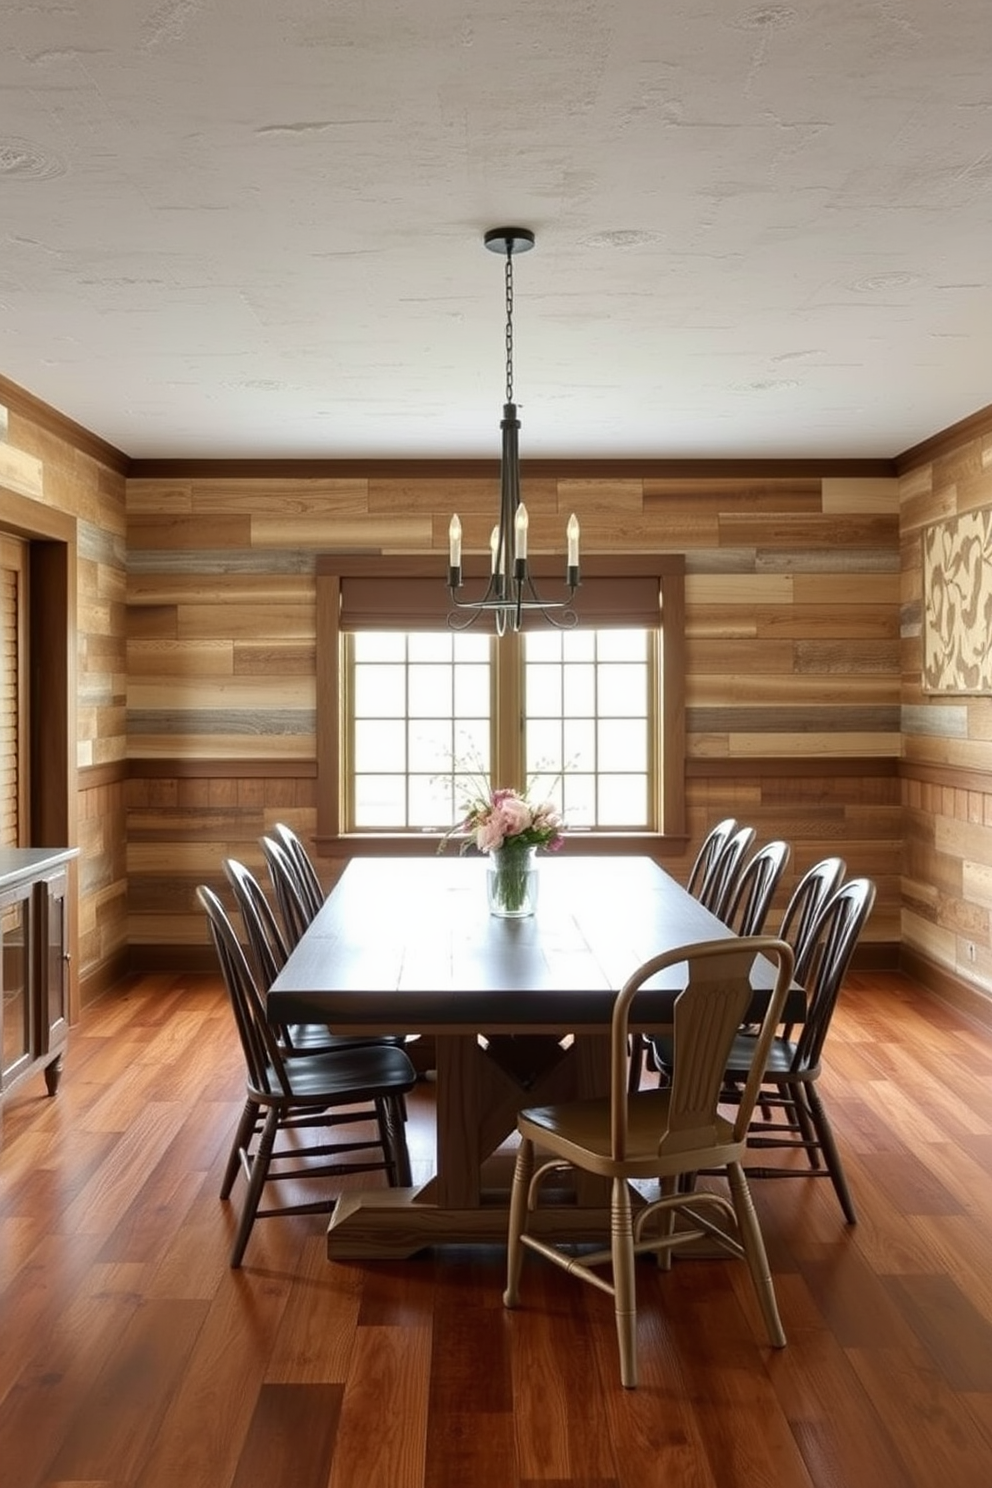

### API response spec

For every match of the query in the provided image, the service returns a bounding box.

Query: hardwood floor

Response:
[2,969,992,1487]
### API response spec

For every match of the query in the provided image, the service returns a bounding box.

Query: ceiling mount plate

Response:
[484,227,535,256]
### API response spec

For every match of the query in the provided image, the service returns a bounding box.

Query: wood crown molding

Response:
[128,455,897,480]
[0,373,129,475]
[895,399,992,472]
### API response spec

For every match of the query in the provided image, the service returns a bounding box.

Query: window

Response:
[317,554,685,847]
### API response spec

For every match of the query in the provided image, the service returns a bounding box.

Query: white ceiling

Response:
[2,0,992,462]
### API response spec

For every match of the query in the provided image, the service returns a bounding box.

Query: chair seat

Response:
[258,1042,417,1105]
[520,1090,739,1180]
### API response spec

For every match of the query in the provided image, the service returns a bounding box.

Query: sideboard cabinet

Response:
[1,848,77,1115]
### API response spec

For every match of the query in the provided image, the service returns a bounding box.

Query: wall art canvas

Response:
[922,508,992,694]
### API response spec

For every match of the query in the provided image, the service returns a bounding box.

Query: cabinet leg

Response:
[44,1055,63,1096]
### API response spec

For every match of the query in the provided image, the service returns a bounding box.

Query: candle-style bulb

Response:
[490,525,501,573]
[567,513,580,567]
[449,514,462,569]
[514,503,529,562]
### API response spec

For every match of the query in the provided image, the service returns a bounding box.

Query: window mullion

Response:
[493,635,524,789]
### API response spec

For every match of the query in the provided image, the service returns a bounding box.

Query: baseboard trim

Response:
[900,944,992,1032]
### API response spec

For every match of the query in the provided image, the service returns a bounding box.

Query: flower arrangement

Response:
[439,766,566,915]
[441,784,565,857]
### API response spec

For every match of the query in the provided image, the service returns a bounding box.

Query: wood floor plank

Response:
[229,1382,343,1488]
[2,969,992,1487]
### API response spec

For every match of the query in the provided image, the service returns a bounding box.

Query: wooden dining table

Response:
[267,853,801,1259]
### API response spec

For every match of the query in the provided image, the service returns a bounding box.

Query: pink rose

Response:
[497,794,532,837]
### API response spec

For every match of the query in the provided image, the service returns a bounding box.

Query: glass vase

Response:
[487,843,539,918]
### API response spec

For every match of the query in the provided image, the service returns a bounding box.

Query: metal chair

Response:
[503,935,795,1388]
[722,839,791,935]
[198,883,418,1267]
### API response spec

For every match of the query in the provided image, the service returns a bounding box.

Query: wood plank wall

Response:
[125,467,902,964]
[899,416,992,1015]
[1,402,129,1004]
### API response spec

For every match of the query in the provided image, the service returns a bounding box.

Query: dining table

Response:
[266,853,802,1259]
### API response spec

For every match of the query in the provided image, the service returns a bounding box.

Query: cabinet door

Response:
[39,869,68,1051]
[1,880,34,1091]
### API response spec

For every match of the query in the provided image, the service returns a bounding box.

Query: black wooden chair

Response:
[260,833,315,947]
[655,875,876,1224]
[272,821,325,921]
[722,839,791,935]
[223,856,403,1059]
[198,883,418,1267]
[686,817,738,902]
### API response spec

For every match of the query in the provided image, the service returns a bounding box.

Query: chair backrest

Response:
[790,876,875,1073]
[609,936,795,1162]
[224,857,288,988]
[723,839,791,936]
[260,834,314,947]
[779,855,846,984]
[197,883,291,1098]
[686,818,738,901]
[702,824,757,917]
[272,821,324,920]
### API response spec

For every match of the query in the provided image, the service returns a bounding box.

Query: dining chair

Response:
[701,824,757,918]
[503,934,795,1389]
[722,839,791,936]
[198,883,418,1267]
[260,833,315,947]
[272,820,325,921]
[223,856,405,1059]
[685,817,738,902]
[778,855,846,983]
[657,876,875,1225]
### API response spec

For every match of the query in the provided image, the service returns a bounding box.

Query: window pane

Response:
[354,664,406,717]
[561,629,595,661]
[408,633,453,662]
[408,664,453,717]
[597,663,647,716]
[453,663,490,716]
[408,718,453,772]
[408,774,452,828]
[525,664,562,717]
[598,719,647,771]
[597,629,646,661]
[355,719,406,771]
[353,774,407,826]
[354,632,406,661]
[562,663,595,715]
[598,774,647,826]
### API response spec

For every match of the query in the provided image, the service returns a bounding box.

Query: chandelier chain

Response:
[504,251,514,404]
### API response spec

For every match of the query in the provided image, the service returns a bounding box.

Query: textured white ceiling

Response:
[2,0,992,461]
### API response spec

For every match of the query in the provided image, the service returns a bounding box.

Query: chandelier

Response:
[447,227,580,635]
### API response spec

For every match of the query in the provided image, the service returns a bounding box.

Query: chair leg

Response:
[784,1081,822,1168]
[230,1105,279,1268]
[503,1137,534,1308]
[727,1160,786,1348]
[656,1175,678,1271]
[804,1082,857,1224]
[627,1033,644,1093]
[221,1097,259,1199]
[611,1176,638,1388]
[379,1094,412,1187]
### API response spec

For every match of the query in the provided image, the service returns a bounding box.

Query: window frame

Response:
[315,553,685,857]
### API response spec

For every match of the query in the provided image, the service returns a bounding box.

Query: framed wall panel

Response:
[922,508,992,695]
